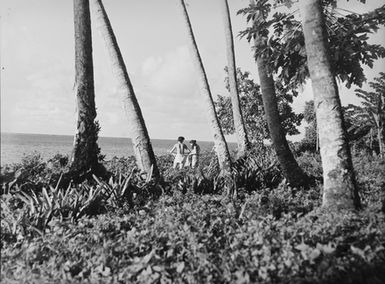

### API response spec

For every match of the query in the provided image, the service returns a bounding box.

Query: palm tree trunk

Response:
[379,95,385,157]
[220,0,250,157]
[316,123,319,152]
[299,0,360,210]
[71,0,100,176]
[177,0,232,174]
[378,127,384,156]
[370,128,373,150]
[256,54,308,186]
[250,0,307,187]
[91,0,159,178]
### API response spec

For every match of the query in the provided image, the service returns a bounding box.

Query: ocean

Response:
[0,133,236,166]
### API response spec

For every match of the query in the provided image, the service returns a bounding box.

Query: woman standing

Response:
[188,140,200,168]
[170,136,190,169]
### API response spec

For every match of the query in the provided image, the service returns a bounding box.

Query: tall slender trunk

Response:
[90,0,159,178]
[373,114,382,155]
[377,127,384,156]
[177,0,232,174]
[256,54,307,186]
[250,0,307,187]
[220,0,249,157]
[370,128,374,151]
[316,123,319,152]
[299,0,360,210]
[378,95,385,157]
[71,0,100,176]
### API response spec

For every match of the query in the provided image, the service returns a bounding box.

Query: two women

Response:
[169,136,200,169]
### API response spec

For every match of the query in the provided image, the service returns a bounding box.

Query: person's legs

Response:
[174,154,184,169]
[184,156,191,168]
[191,155,197,168]
[173,157,178,169]
[180,156,186,169]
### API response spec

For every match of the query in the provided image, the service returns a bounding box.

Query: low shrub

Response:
[353,154,385,207]
[103,156,137,177]
[1,151,384,283]
[296,152,323,178]
[232,145,282,194]
[1,153,69,194]
[1,191,384,283]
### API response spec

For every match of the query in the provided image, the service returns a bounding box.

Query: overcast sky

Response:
[1,0,384,141]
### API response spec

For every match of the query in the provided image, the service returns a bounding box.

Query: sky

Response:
[1,0,384,142]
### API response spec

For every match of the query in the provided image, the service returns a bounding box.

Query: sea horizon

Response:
[1,132,237,166]
[0,131,219,144]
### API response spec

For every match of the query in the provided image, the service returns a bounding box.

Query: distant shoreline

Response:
[1,133,237,166]
[0,132,218,144]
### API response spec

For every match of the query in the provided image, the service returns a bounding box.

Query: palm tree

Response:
[219,0,250,157]
[299,0,360,210]
[70,0,101,178]
[91,0,159,178]
[177,0,232,174]
[249,0,308,187]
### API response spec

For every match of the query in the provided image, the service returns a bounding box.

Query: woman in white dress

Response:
[188,140,200,168]
[170,136,190,169]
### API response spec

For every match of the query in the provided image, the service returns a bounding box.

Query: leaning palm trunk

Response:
[177,0,232,174]
[70,0,100,176]
[220,0,250,157]
[378,96,385,157]
[376,113,384,156]
[250,0,307,187]
[378,127,384,156]
[255,50,308,187]
[91,0,159,178]
[377,94,385,157]
[299,0,360,210]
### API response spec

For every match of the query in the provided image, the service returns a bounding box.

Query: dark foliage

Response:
[215,68,303,143]
[1,150,385,283]
[238,2,385,90]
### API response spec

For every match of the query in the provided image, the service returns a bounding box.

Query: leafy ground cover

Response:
[1,150,385,283]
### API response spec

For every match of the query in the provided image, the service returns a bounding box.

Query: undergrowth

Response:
[1,150,384,283]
